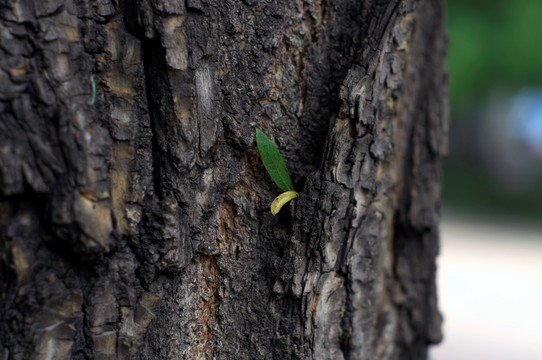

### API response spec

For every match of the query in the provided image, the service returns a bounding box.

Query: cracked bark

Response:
[0,0,446,359]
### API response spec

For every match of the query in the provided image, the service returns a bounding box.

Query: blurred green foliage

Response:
[444,0,542,221]
[443,161,542,221]
[446,0,542,112]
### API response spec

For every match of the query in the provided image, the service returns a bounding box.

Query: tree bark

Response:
[0,0,446,359]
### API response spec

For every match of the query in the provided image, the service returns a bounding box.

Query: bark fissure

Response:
[141,37,170,200]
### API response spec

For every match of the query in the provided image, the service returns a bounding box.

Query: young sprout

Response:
[255,129,298,215]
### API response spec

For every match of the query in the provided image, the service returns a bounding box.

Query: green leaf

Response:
[255,129,294,192]
[271,191,298,215]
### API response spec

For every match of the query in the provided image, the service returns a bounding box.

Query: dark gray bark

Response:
[0,0,446,359]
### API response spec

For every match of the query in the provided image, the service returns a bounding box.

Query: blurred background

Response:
[431,0,542,359]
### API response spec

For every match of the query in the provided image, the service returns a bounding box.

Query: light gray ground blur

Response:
[430,213,542,360]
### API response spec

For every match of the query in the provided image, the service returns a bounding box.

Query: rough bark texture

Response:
[0,0,446,359]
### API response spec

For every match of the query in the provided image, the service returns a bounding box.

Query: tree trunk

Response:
[0,0,446,359]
